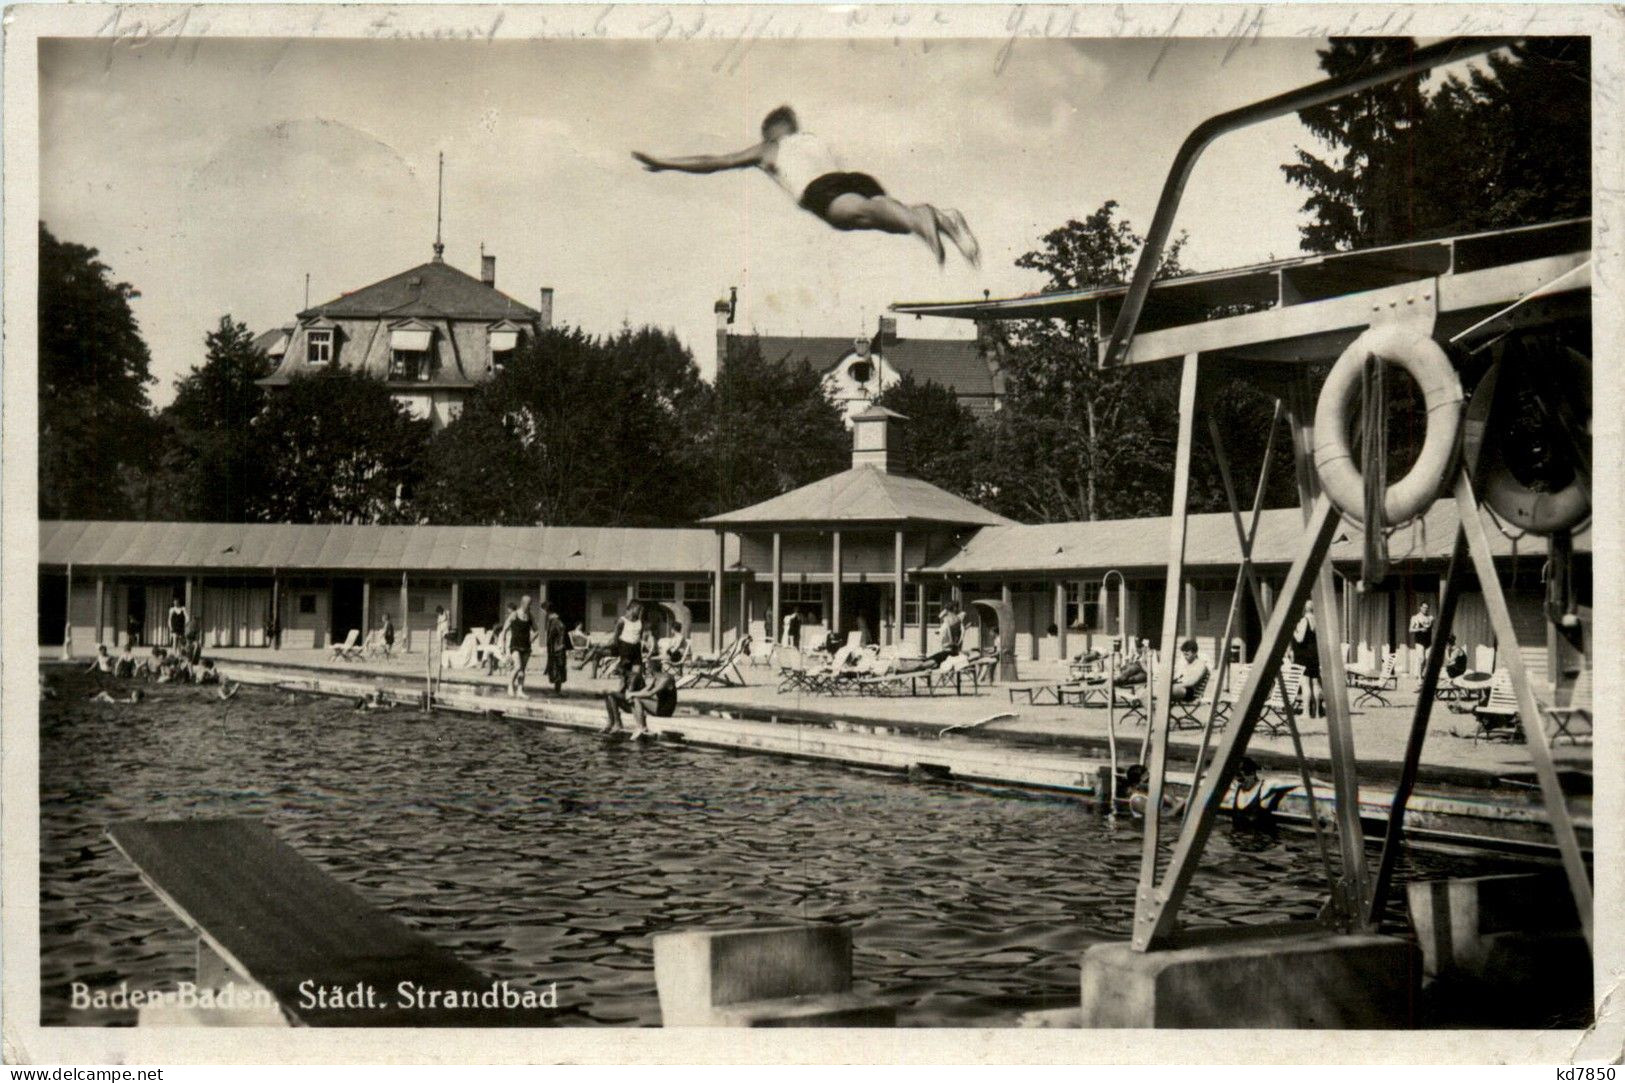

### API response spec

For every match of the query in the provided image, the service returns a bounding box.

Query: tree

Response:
[872,373,984,500]
[417,325,711,526]
[251,369,431,523]
[155,316,272,521]
[38,223,157,518]
[1284,37,1590,253]
[979,202,1189,522]
[702,337,850,516]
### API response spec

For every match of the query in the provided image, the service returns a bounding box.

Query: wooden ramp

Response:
[108,819,556,1027]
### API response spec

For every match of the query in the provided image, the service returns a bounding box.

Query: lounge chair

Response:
[855,654,955,697]
[1258,662,1305,737]
[1545,667,1593,746]
[676,636,750,690]
[1348,652,1399,708]
[328,629,362,661]
[1211,663,1250,726]
[1471,670,1523,743]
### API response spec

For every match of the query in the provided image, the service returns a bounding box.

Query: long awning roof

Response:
[931,502,1590,576]
[39,521,737,575]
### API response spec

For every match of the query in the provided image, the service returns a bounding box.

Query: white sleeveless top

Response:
[617,618,643,646]
[763,132,841,201]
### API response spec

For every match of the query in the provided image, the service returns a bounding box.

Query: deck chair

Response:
[1471,670,1522,743]
[821,646,883,694]
[1169,670,1214,730]
[677,636,750,690]
[1213,663,1251,725]
[1258,663,1305,737]
[328,629,362,661]
[1545,667,1593,746]
[1348,652,1399,708]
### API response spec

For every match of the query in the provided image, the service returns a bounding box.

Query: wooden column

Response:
[738,573,748,637]
[361,579,372,638]
[271,571,281,650]
[1000,581,1013,656]
[1134,351,1200,947]
[449,580,462,639]
[830,531,843,639]
[1055,581,1068,659]
[771,532,783,646]
[95,575,106,645]
[184,576,195,636]
[916,581,927,655]
[1260,580,1275,623]
[713,531,726,653]
[893,531,906,648]
[1289,383,1368,924]
[1183,580,1197,642]
[400,572,410,652]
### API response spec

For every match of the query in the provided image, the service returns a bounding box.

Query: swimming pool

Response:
[39,670,1537,1026]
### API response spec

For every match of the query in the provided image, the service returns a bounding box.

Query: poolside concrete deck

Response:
[194,646,1589,787]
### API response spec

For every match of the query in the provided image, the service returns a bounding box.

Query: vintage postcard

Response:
[2,2,1621,1066]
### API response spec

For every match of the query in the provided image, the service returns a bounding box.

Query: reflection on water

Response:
[40,672,1532,1027]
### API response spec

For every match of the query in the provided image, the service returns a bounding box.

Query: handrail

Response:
[1102,36,1519,367]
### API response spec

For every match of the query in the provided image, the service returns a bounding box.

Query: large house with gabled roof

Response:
[258,246,553,428]
[716,303,1005,423]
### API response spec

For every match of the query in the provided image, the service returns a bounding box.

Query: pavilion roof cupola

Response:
[851,404,907,474]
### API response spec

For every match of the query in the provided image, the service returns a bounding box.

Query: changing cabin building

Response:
[257,245,553,429]
[40,219,1591,690]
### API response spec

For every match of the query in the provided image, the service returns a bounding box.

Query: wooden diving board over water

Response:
[107,819,556,1027]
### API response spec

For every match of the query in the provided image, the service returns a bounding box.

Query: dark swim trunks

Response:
[799,171,887,216]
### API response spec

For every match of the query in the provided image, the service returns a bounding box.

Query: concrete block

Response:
[1407,873,1579,980]
[653,924,856,1026]
[712,993,897,1027]
[1080,931,1419,1028]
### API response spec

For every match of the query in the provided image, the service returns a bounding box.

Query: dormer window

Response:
[488,323,522,372]
[848,360,872,385]
[307,328,333,365]
[389,325,433,382]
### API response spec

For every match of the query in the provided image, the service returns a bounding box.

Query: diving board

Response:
[108,819,557,1027]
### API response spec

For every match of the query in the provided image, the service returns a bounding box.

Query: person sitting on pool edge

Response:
[113,642,137,679]
[602,657,678,740]
[84,644,115,675]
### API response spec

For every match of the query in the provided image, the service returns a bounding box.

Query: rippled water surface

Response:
[40,671,1533,1026]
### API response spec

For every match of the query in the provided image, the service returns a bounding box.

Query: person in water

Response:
[633,105,980,267]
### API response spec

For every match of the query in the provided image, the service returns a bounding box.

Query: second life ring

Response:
[1464,352,1591,535]
[1313,324,1464,527]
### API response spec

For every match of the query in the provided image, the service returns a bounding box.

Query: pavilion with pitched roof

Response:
[701,405,1011,653]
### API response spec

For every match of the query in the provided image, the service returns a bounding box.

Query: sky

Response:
[42,33,1356,406]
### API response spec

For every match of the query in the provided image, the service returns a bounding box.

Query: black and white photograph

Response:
[3,2,1620,1066]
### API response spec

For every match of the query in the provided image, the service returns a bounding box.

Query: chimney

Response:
[877,315,898,347]
[481,253,496,286]
[851,404,907,474]
[715,296,733,370]
[538,288,554,329]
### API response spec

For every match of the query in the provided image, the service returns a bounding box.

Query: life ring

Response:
[1313,325,1464,526]
[1465,356,1590,534]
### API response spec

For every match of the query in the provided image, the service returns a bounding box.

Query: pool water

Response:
[39,670,1535,1027]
